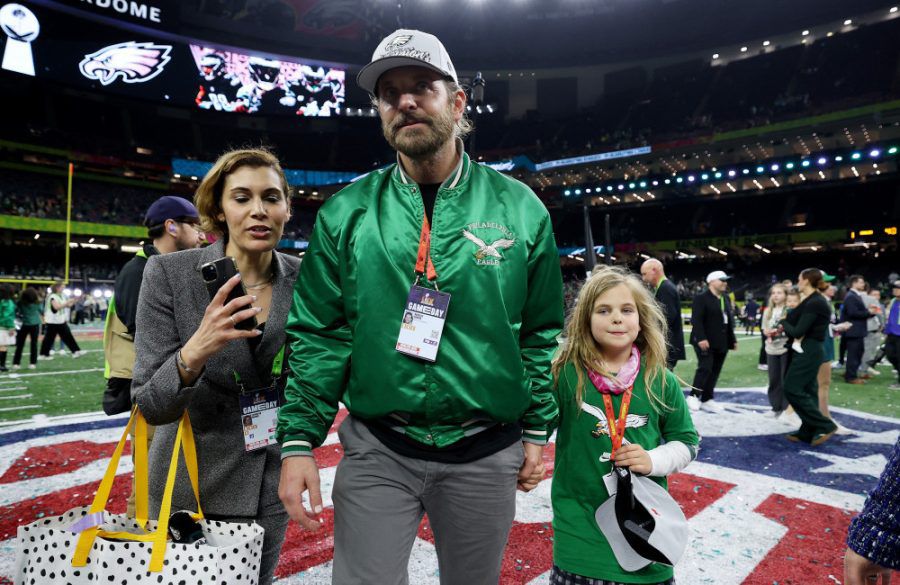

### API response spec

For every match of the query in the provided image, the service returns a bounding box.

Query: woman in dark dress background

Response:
[781,268,838,446]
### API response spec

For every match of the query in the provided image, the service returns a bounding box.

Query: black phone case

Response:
[201,257,258,331]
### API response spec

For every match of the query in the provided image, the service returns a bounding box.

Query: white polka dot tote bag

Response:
[13,408,265,584]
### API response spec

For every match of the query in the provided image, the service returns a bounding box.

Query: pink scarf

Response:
[588,345,641,395]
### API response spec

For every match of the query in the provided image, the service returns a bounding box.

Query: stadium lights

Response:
[714,171,723,179]
[742,169,750,175]
[664,179,671,184]
[628,182,636,189]
[802,160,811,167]
[575,189,581,195]
[712,53,719,59]
[756,166,765,173]
[869,149,881,157]
[618,184,625,190]
[687,175,695,182]
[676,177,683,183]
[763,40,770,47]
[73,289,83,297]
[92,289,102,298]
[740,46,748,53]
[802,30,810,36]
[844,19,852,26]
[770,163,780,171]
[585,189,592,193]
[892,6,898,13]
[34,233,39,239]
[639,181,647,188]
[701,174,709,180]
[851,152,862,160]
[785,162,794,170]
[835,155,844,161]
[564,190,571,196]
[889,147,898,154]
[607,186,614,192]
[104,290,113,299]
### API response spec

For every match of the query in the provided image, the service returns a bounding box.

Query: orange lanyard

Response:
[601,388,633,461]
[415,215,438,283]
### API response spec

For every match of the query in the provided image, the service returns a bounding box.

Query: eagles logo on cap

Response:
[357,28,458,95]
[385,34,413,49]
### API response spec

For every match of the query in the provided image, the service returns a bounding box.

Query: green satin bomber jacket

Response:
[277,146,564,457]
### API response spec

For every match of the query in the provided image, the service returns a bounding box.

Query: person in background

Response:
[0,285,15,372]
[861,287,884,378]
[640,258,685,370]
[817,278,841,423]
[762,284,789,418]
[103,195,202,517]
[883,281,900,391]
[12,287,42,370]
[744,295,760,335]
[687,270,737,412]
[780,268,838,446]
[842,275,877,385]
[38,281,82,359]
[843,439,899,584]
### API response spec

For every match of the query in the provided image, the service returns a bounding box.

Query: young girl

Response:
[762,284,790,417]
[785,288,805,354]
[551,266,699,585]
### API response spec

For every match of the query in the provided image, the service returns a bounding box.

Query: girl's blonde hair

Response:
[553,265,670,411]
[768,283,787,307]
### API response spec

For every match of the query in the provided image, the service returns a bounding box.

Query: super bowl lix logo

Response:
[1,3,40,76]
[79,41,171,86]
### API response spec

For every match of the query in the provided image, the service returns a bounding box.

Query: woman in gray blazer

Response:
[132,148,300,585]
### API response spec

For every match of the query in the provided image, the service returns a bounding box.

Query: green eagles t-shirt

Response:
[551,361,699,583]
[18,303,43,326]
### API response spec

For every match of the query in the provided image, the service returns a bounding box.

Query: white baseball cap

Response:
[706,270,731,283]
[357,29,458,95]
[595,467,689,571]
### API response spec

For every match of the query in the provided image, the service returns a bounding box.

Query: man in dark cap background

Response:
[102,195,201,516]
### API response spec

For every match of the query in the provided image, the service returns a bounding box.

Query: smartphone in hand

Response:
[199,257,258,331]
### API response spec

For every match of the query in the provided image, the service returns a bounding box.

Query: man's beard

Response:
[382,104,456,159]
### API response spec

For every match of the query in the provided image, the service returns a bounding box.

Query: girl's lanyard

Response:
[601,387,633,462]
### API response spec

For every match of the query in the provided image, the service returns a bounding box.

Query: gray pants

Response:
[205,449,288,585]
[766,353,790,412]
[332,416,523,585]
[863,332,882,368]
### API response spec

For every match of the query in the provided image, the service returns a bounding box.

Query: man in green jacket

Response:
[277,29,564,584]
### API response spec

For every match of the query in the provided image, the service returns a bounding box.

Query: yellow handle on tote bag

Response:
[72,408,203,572]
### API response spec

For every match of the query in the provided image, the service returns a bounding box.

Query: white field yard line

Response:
[0,387,28,392]
[0,405,41,413]
[5,368,103,378]
[0,394,32,400]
